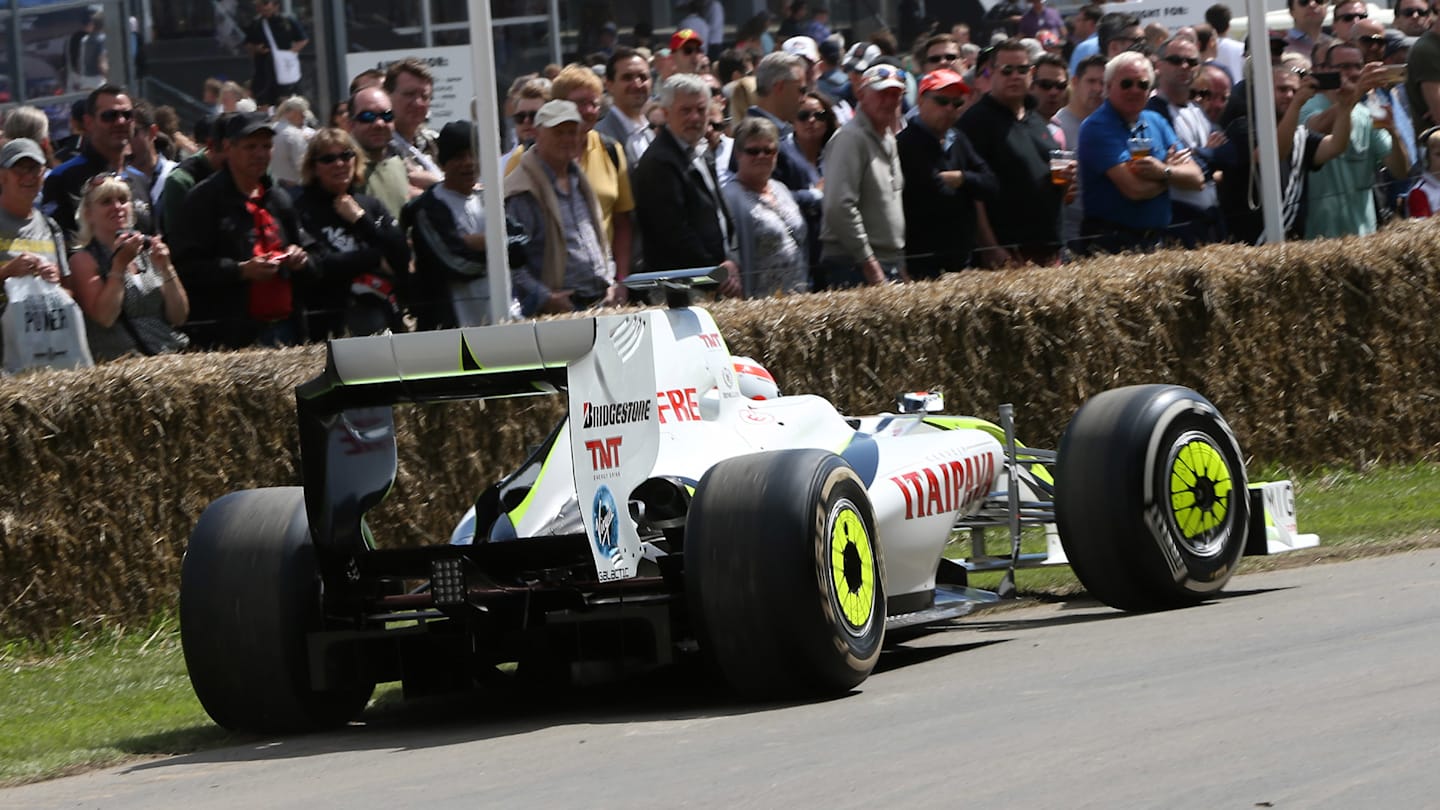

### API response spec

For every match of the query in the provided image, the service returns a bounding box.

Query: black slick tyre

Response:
[685,449,885,697]
[180,487,374,732]
[1055,385,1249,611]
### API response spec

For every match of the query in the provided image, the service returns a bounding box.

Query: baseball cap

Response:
[818,38,842,65]
[1385,31,1417,58]
[671,28,704,51]
[844,43,882,73]
[862,64,906,92]
[918,69,968,96]
[436,120,475,165]
[534,99,583,129]
[782,35,821,64]
[1036,29,1062,49]
[224,110,275,140]
[0,138,45,168]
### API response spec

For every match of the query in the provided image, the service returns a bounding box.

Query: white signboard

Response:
[1103,0,1208,33]
[343,45,476,129]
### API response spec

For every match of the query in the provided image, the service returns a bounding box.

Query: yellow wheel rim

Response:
[829,501,875,634]
[1167,434,1233,553]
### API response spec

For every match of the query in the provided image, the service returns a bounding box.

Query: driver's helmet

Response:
[732,356,780,400]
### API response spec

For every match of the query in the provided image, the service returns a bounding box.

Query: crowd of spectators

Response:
[3,0,1440,366]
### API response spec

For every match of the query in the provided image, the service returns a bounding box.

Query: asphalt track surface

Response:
[8,549,1440,809]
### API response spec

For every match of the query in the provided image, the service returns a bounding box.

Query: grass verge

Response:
[5,463,1440,788]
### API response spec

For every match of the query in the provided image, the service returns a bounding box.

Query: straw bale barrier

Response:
[5,219,1440,640]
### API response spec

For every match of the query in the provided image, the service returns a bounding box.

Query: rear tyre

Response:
[180,487,374,732]
[1055,385,1249,611]
[686,450,885,697]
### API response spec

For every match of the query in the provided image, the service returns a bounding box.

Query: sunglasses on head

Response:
[1118,77,1151,91]
[514,110,537,123]
[1033,78,1068,91]
[1335,11,1367,21]
[98,108,135,123]
[315,150,356,165]
[925,93,965,108]
[1164,55,1200,68]
[867,66,905,81]
[353,109,395,124]
[742,145,777,157]
[927,52,961,63]
[86,171,128,189]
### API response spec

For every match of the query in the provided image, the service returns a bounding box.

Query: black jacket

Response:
[896,119,997,274]
[171,169,315,349]
[292,184,410,341]
[400,184,532,331]
[632,126,734,273]
[957,94,1063,252]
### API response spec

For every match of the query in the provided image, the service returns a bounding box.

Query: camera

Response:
[119,228,152,252]
[1313,71,1342,91]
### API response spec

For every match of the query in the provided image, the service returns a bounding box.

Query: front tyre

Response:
[686,450,885,697]
[180,487,374,732]
[1056,385,1249,611]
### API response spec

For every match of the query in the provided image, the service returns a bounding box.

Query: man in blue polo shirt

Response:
[1077,52,1204,254]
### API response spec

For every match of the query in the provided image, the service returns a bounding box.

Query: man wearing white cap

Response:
[783,35,823,87]
[505,100,620,313]
[818,64,907,289]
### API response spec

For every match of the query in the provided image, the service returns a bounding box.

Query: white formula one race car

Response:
[179,268,1318,733]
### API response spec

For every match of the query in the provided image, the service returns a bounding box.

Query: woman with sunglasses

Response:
[68,175,190,360]
[723,117,809,296]
[794,91,838,175]
[291,128,410,339]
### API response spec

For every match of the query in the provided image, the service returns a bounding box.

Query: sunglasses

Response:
[1335,11,1367,21]
[1297,0,1327,6]
[681,43,702,54]
[514,110,537,123]
[1118,77,1151,91]
[315,150,356,165]
[925,94,965,108]
[1033,79,1068,91]
[742,146,778,157]
[708,120,727,131]
[1163,55,1200,68]
[98,109,135,123]
[867,66,906,81]
[86,171,128,189]
[996,63,1033,76]
[1398,7,1431,15]
[353,109,395,124]
[1359,35,1386,44]
[927,52,961,63]
[1190,88,1212,100]
[796,110,825,122]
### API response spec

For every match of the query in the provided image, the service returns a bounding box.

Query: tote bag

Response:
[2,275,96,373]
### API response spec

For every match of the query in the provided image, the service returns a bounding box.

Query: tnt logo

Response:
[698,332,722,349]
[585,437,623,469]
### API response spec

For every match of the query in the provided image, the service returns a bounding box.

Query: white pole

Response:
[1246,0,1285,244]
[469,1,514,324]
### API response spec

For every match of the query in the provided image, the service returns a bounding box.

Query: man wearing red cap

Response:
[671,28,707,74]
[898,70,998,278]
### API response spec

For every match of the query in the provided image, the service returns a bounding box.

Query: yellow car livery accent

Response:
[1169,439,1231,538]
[830,506,875,629]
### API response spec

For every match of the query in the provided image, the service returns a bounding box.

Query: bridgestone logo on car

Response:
[582,400,653,429]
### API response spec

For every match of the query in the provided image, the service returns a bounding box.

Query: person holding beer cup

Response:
[1075,51,1203,255]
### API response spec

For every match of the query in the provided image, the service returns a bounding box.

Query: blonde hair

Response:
[550,63,604,99]
[302,128,369,187]
[77,175,134,245]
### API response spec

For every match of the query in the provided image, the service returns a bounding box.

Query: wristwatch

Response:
[1163,166,1173,182]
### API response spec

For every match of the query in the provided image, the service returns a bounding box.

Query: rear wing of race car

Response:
[295,318,599,561]
[295,267,727,579]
